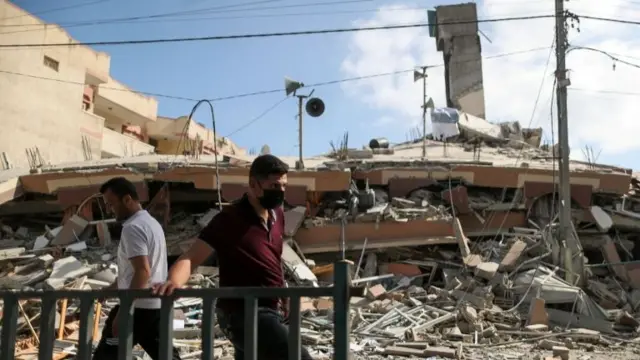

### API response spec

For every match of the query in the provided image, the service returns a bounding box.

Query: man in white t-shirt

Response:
[92,177,181,360]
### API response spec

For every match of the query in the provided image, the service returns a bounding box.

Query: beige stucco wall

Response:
[0,1,112,168]
[148,116,246,155]
[96,77,158,124]
[102,127,155,158]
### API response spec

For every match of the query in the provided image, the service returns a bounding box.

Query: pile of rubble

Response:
[1,198,640,360]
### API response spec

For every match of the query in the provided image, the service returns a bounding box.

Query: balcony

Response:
[94,77,158,127]
[101,127,155,158]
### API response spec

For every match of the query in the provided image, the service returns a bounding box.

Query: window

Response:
[43,56,59,72]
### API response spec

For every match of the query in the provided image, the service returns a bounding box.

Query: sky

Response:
[6,0,640,169]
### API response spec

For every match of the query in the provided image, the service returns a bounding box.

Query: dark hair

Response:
[99,177,139,201]
[249,154,289,180]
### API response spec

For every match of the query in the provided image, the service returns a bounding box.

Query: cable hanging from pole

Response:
[185,99,223,211]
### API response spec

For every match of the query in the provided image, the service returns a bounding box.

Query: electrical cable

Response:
[0,0,108,21]
[0,14,555,48]
[0,46,551,102]
[568,45,640,69]
[183,100,223,211]
[0,0,369,30]
[0,6,550,36]
[580,14,640,26]
[224,96,290,138]
[569,88,640,96]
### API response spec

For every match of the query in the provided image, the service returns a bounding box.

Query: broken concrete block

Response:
[314,298,333,314]
[300,297,315,312]
[474,262,499,280]
[33,235,50,250]
[84,278,111,289]
[65,241,87,252]
[391,197,417,208]
[386,263,422,277]
[590,206,612,232]
[538,339,564,350]
[197,209,219,229]
[282,242,317,286]
[0,247,25,260]
[500,239,527,271]
[45,256,92,289]
[52,215,89,246]
[1,225,13,236]
[452,218,470,257]
[284,206,306,237]
[423,346,457,359]
[462,254,482,268]
[528,297,549,326]
[552,346,570,360]
[601,236,629,282]
[366,284,386,300]
[383,346,426,357]
[629,268,640,290]
[37,254,54,267]
[96,221,112,246]
[15,226,29,239]
[93,268,117,284]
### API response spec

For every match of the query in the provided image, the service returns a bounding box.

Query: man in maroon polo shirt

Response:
[152,154,313,360]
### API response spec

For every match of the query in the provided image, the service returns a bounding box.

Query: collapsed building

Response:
[1,110,639,359]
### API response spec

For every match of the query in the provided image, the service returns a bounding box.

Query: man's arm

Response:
[129,255,152,289]
[154,211,227,295]
[121,226,153,289]
[166,239,214,287]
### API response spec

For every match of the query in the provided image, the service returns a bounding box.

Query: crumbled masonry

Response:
[1,125,640,359]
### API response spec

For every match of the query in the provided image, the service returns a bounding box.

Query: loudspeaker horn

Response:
[284,77,304,96]
[305,97,325,117]
[413,70,426,82]
[425,97,435,110]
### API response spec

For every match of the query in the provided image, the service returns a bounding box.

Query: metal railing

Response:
[0,261,352,360]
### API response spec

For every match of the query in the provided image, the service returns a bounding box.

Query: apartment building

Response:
[0,1,242,169]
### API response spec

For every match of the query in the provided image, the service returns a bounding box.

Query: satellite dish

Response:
[413,70,426,82]
[260,144,271,155]
[305,97,325,117]
[284,77,304,96]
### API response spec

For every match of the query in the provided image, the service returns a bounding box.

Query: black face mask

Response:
[258,189,285,209]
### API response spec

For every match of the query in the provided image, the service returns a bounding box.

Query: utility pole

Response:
[414,67,429,159]
[555,0,583,285]
[296,95,305,170]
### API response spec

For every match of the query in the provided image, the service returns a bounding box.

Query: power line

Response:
[580,14,640,26]
[0,15,555,49]
[569,88,640,96]
[0,47,551,102]
[0,2,549,34]
[568,45,640,69]
[0,69,198,101]
[0,0,364,29]
[225,97,290,137]
[0,0,108,21]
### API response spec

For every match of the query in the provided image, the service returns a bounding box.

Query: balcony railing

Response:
[0,261,352,360]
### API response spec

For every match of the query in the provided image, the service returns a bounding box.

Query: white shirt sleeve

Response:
[121,225,149,259]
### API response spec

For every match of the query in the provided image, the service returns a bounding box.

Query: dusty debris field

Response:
[3,156,640,359]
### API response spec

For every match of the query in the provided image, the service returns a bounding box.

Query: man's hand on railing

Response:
[151,280,179,296]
